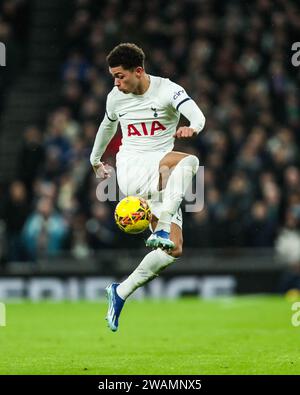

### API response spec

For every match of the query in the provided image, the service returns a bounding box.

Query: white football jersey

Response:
[106,75,192,153]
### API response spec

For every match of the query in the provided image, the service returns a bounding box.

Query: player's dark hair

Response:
[106,43,145,70]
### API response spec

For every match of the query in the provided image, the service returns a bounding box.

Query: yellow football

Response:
[114,196,152,234]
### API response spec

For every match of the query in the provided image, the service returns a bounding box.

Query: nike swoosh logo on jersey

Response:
[119,112,127,117]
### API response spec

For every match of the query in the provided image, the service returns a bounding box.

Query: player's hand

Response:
[92,162,111,179]
[173,127,197,139]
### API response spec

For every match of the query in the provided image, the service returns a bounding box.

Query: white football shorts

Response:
[116,150,183,229]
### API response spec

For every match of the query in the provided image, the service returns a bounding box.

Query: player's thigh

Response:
[159,151,189,170]
[150,215,183,258]
[158,151,189,190]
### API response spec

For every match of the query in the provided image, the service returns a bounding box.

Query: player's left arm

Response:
[174,99,206,138]
[168,81,205,138]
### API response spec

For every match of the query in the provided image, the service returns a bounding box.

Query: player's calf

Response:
[116,248,177,301]
[168,244,182,258]
[168,222,183,258]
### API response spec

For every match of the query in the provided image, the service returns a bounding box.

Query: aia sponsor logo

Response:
[127,121,166,136]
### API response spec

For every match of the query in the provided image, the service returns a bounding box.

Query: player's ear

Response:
[135,66,144,77]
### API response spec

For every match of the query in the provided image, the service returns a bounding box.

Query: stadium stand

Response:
[0,0,300,264]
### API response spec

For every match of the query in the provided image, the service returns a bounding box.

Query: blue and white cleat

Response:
[105,283,125,332]
[145,230,175,250]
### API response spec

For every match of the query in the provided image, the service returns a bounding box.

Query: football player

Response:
[90,43,205,331]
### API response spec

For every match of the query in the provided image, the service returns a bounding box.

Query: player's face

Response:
[109,66,143,94]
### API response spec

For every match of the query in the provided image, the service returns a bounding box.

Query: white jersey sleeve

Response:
[90,91,119,166]
[105,90,118,123]
[166,80,205,134]
[167,81,192,111]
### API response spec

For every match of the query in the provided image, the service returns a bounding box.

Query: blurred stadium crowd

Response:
[0,0,30,111]
[1,0,300,263]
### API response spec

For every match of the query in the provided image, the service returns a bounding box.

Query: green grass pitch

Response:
[0,296,299,375]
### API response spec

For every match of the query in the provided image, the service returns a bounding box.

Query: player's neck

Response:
[132,74,150,95]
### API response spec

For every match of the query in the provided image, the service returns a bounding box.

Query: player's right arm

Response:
[90,92,119,178]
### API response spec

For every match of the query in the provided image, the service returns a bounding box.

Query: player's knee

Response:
[188,155,199,174]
